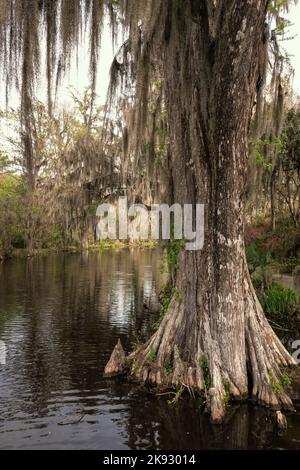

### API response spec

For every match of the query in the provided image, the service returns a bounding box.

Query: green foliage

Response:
[251,266,265,290]
[0,151,13,173]
[247,225,300,329]
[160,291,171,316]
[165,239,185,272]
[131,358,138,375]
[200,355,211,391]
[281,372,292,388]
[252,135,287,174]
[0,175,26,255]
[255,148,271,171]
[167,387,184,407]
[147,347,157,364]
[246,242,270,272]
[268,369,283,395]
[274,109,300,228]
[171,287,182,303]
[268,369,292,396]
[222,379,231,404]
[150,321,161,332]
[0,174,19,199]
[0,89,117,253]
[131,331,143,351]
[259,283,296,316]
[164,363,173,377]
[151,286,182,333]
[280,109,300,171]
[167,239,184,270]
[246,223,300,269]
[280,230,300,260]
[150,285,170,332]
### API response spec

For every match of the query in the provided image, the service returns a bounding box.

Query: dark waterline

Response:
[0,249,300,450]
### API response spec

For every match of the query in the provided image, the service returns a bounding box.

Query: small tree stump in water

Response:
[104,339,126,377]
[276,411,287,432]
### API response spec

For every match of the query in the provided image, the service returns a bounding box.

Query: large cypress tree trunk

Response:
[106,0,296,422]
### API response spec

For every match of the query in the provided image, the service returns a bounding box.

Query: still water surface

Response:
[0,249,300,450]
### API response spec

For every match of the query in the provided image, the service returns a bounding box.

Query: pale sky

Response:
[0,19,118,110]
[284,3,300,93]
[53,3,300,105]
[57,20,118,107]
[1,6,300,109]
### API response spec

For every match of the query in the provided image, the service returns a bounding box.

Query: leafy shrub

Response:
[251,266,264,289]
[0,175,26,254]
[246,242,270,273]
[259,283,296,316]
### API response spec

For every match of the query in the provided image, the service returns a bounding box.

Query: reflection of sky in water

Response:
[105,256,160,329]
[0,250,300,449]
[143,269,156,299]
[109,276,135,328]
[0,249,164,450]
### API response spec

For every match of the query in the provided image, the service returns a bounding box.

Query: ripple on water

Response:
[1,250,300,450]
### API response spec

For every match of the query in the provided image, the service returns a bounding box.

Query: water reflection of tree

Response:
[123,397,286,450]
[2,254,300,448]
[0,250,162,417]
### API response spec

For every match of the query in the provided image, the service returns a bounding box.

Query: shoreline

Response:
[0,240,159,261]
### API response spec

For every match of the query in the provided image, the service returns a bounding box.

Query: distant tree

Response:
[278,108,300,227]
[0,174,25,256]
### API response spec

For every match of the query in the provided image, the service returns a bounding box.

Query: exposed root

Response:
[105,329,297,423]
[208,388,226,424]
[171,345,187,386]
[104,267,298,423]
[245,272,295,412]
[276,411,288,433]
[103,339,126,377]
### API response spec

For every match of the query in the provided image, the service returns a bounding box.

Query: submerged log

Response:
[104,339,126,377]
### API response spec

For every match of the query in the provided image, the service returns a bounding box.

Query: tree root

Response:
[103,339,126,377]
[104,269,298,423]
[105,330,297,424]
[276,411,288,433]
